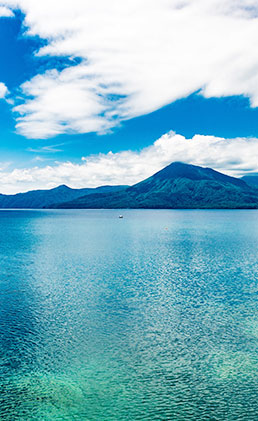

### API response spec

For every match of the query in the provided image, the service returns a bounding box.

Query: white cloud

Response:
[1,0,258,138]
[0,82,8,99]
[1,132,258,194]
[14,68,116,138]
[0,5,13,16]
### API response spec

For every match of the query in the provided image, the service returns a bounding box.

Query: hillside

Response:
[0,185,127,209]
[241,175,258,188]
[53,162,258,209]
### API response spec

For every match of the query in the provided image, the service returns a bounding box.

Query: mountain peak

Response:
[53,184,71,191]
[151,162,246,188]
[55,161,258,209]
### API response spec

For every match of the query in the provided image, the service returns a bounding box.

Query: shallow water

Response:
[0,209,257,420]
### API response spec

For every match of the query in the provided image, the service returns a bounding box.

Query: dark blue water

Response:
[0,209,257,420]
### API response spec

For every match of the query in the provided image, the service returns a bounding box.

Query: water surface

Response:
[0,209,258,420]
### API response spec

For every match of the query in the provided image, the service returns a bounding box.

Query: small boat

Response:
[119,215,123,219]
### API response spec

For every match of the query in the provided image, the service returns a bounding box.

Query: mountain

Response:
[53,162,258,209]
[0,185,127,209]
[241,175,258,188]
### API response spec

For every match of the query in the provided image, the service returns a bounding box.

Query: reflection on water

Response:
[0,209,258,420]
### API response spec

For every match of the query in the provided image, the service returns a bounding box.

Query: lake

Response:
[0,209,257,420]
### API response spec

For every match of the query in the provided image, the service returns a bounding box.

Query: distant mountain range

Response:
[241,175,258,188]
[53,162,258,209]
[0,185,127,209]
[1,162,258,209]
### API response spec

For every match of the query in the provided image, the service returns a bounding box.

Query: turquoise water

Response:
[0,209,258,420]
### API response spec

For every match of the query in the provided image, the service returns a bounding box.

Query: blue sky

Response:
[1,1,258,192]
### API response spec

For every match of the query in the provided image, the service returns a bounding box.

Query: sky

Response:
[1,1,258,193]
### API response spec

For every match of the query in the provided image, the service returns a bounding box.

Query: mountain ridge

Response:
[52,162,258,209]
[1,162,258,209]
[241,175,258,188]
[0,185,128,209]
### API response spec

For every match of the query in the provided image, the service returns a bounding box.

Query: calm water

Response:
[0,209,258,420]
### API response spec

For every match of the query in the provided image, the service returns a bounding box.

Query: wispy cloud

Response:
[27,143,64,153]
[1,131,258,194]
[0,161,12,171]
[2,0,258,138]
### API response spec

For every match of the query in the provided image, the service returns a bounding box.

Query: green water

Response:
[0,209,257,420]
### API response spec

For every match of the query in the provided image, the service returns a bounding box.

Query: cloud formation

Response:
[1,132,258,194]
[1,0,258,138]
[0,5,13,16]
[0,82,8,99]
